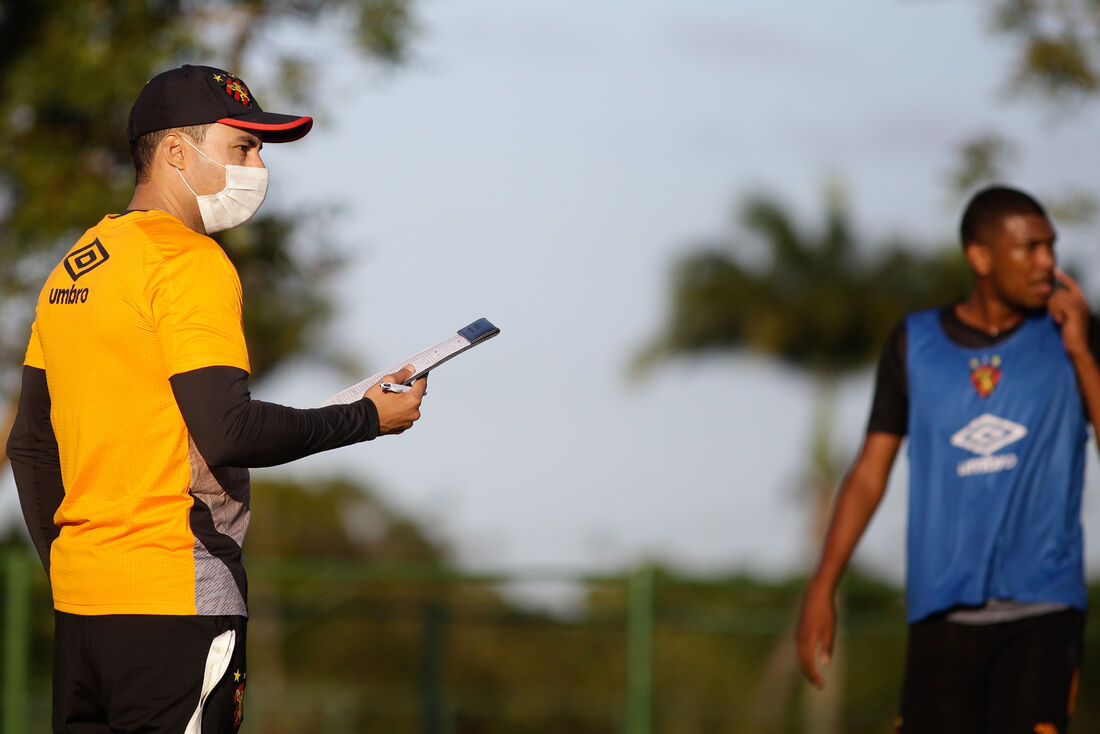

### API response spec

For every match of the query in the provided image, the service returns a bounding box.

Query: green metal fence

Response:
[3,551,30,734]
[5,549,1100,733]
[1,551,665,734]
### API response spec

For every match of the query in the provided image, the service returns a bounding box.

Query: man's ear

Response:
[160,132,186,171]
[964,241,993,278]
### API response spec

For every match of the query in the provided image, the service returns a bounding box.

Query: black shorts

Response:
[52,612,247,734]
[897,608,1084,734]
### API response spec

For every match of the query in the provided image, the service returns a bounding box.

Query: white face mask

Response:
[176,137,268,234]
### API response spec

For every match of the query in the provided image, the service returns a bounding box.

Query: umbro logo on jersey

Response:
[63,239,109,281]
[48,284,89,305]
[950,413,1028,477]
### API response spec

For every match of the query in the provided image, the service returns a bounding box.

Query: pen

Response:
[380,381,412,393]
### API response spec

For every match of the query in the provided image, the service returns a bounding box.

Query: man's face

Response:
[185,122,264,195]
[981,213,1057,312]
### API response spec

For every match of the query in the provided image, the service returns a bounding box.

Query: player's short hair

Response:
[130,124,209,184]
[959,185,1047,249]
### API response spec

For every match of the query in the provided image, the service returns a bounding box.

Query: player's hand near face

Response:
[365,365,426,435]
[1049,268,1100,454]
[1049,269,1091,360]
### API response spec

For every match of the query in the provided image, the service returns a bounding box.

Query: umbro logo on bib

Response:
[950,413,1028,477]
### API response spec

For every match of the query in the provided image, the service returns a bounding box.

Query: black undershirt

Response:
[7,364,379,570]
[7,366,63,570]
[866,304,1100,435]
[169,366,379,467]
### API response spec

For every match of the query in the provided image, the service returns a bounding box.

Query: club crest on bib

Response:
[212,72,252,107]
[969,355,1001,398]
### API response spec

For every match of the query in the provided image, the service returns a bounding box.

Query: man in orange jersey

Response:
[6,65,426,733]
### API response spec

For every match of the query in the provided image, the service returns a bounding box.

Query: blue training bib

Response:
[904,309,1088,623]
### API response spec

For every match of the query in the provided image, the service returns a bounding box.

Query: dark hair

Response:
[130,124,209,184]
[959,185,1047,249]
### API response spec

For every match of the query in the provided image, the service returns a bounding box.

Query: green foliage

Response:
[955,2,1100,211]
[247,475,445,562]
[634,191,971,377]
[0,0,416,395]
[217,216,344,379]
[990,0,1100,101]
[948,132,1018,196]
[353,0,417,63]
[1021,34,1097,93]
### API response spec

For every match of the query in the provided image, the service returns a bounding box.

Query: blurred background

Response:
[4,1,1100,731]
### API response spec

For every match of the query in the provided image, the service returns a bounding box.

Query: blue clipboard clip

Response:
[458,318,500,344]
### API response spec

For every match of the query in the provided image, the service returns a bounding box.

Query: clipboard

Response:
[322,318,501,406]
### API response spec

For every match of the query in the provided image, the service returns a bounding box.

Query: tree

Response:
[987,0,1100,102]
[949,1,1100,214]
[634,189,969,377]
[633,187,970,732]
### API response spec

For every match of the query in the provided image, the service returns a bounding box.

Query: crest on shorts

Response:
[213,72,253,107]
[969,355,1001,398]
[233,670,246,727]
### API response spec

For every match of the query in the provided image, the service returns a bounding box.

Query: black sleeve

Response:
[169,366,380,468]
[866,319,908,436]
[6,366,64,572]
[1089,315,1100,364]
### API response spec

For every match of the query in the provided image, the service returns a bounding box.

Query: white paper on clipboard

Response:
[321,318,500,406]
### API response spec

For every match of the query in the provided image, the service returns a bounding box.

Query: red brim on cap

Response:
[218,115,313,143]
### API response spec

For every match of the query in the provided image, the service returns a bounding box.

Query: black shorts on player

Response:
[897,608,1083,734]
[52,612,248,734]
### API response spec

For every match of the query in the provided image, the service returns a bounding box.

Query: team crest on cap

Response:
[969,355,1001,398]
[213,72,252,107]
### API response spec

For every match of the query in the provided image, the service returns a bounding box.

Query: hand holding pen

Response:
[365,365,426,435]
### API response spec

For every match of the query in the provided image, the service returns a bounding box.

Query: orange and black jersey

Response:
[7,209,378,616]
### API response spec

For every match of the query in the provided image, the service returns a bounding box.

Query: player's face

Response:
[984,213,1056,312]
[209,123,264,169]
[185,124,265,195]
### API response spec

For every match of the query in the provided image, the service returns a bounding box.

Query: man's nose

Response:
[1034,244,1055,270]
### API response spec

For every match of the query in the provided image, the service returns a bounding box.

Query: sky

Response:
[8,0,1100,590]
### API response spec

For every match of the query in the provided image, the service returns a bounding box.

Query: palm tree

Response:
[633,186,970,732]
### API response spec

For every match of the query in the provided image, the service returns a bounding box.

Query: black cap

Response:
[127,64,313,144]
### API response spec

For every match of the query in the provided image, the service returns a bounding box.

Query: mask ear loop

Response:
[176,167,200,197]
[181,136,225,168]
[175,137,224,197]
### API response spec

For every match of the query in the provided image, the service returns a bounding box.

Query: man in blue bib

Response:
[796,186,1100,733]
